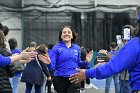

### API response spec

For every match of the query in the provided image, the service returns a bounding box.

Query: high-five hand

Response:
[20,47,38,61]
[38,55,51,64]
[69,69,86,84]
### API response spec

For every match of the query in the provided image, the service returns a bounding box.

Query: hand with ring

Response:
[69,69,86,84]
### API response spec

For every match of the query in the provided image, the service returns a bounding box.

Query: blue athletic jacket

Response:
[48,41,85,77]
[86,37,140,91]
[0,54,11,66]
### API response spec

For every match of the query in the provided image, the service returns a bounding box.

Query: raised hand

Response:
[10,48,38,63]
[38,55,51,64]
[99,49,108,55]
[20,50,37,61]
[86,50,93,63]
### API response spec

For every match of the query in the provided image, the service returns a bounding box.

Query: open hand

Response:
[86,50,93,63]
[20,47,38,61]
[38,55,51,64]
[69,69,86,84]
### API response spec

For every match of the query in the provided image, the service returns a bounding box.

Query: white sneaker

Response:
[85,84,93,89]
[51,85,54,88]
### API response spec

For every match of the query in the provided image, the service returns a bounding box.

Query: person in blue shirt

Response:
[8,38,23,93]
[69,5,140,93]
[41,26,90,93]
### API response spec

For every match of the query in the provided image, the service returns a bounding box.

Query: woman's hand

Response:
[99,49,108,55]
[11,49,38,63]
[69,69,86,84]
[20,51,37,61]
[86,50,93,63]
[38,55,51,64]
[20,47,38,60]
[19,60,30,64]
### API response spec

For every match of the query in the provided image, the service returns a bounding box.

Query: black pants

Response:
[80,67,90,89]
[53,76,80,93]
[86,67,90,85]
[86,78,90,84]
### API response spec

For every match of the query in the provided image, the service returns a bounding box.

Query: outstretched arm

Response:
[70,38,139,83]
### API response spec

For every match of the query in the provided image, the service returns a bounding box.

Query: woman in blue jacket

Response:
[70,5,140,93]
[46,26,89,93]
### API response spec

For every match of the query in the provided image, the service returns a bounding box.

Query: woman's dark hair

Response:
[2,26,9,36]
[58,26,77,43]
[0,30,5,48]
[8,38,18,50]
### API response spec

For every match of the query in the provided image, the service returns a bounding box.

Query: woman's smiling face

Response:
[61,27,73,42]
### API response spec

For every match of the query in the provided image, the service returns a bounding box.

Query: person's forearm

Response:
[10,55,22,63]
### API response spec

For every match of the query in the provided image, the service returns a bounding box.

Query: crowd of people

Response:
[0,4,140,93]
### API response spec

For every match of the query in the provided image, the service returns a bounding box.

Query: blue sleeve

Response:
[0,54,11,66]
[86,39,139,79]
[47,47,57,71]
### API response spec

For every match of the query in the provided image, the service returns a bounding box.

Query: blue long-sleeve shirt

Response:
[86,37,140,91]
[10,48,22,76]
[0,54,11,66]
[48,41,85,77]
